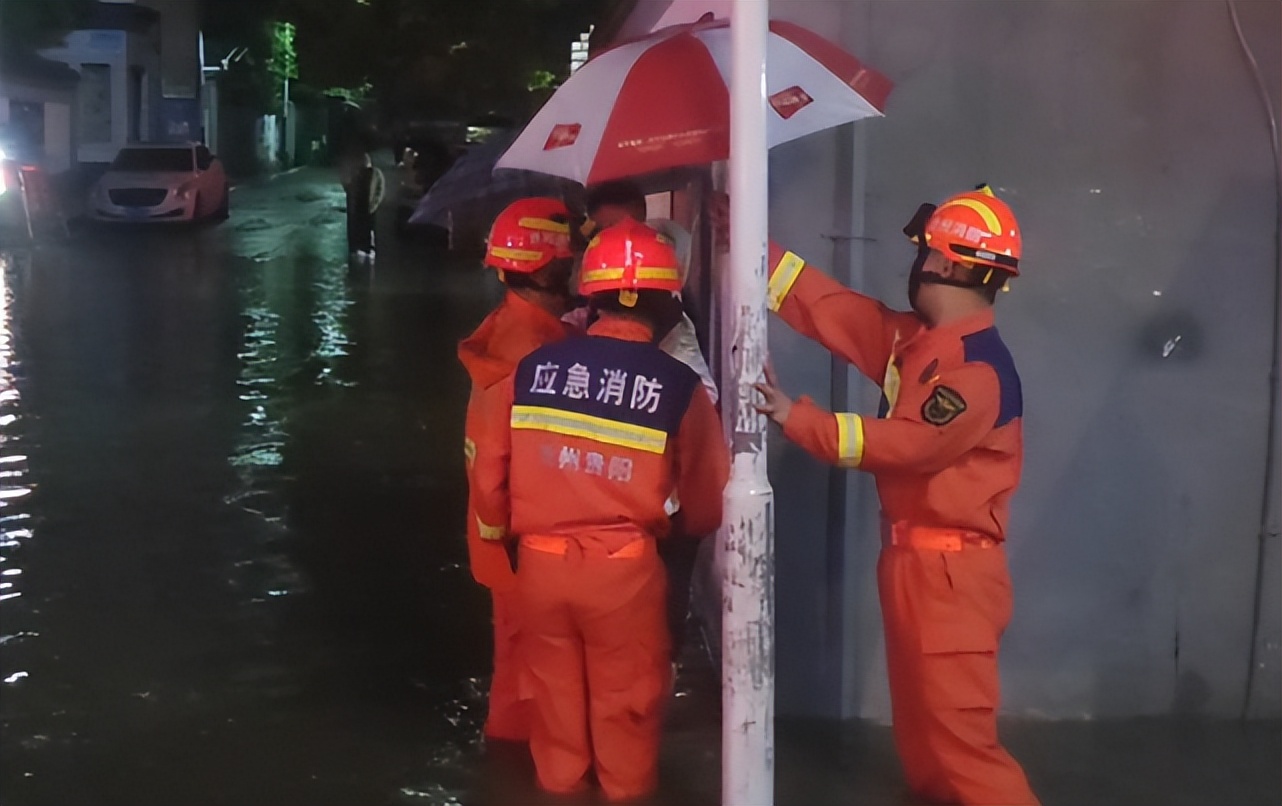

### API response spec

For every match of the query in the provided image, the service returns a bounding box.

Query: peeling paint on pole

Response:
[721,3,773,804]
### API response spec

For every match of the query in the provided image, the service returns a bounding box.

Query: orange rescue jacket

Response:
[471,316,728,552]
[766,243,1024,540]
[459,291,575,590]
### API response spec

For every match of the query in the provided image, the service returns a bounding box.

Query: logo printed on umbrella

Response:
[544,124,582,151]
[617,128,716,154]
[768,86,814,120]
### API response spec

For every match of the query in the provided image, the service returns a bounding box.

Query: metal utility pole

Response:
[721,2,774,804]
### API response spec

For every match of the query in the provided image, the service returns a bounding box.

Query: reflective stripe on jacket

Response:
[767,242,1023,540]
[472,316,728,553]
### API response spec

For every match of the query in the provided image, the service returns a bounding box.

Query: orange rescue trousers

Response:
[483,588,532,742]
[878,537,1039,806]
[516,536,670,802]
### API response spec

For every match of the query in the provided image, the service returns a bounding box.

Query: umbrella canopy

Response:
[496,16,892,185]
[409,130,582,230]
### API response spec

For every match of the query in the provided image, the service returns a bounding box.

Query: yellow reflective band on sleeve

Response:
[834,412,865,468]
[490,246,546,262]
[768,251,806,312]
[517,216,570,234]
[511,405,668,454]
[463,437,476,469]
[476,516,507,542]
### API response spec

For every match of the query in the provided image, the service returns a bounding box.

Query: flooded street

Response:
[0,168,508,805]
[0,167,1277,806]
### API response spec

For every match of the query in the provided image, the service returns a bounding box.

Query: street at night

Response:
[0,168,508,804]
[2,0,1280,803]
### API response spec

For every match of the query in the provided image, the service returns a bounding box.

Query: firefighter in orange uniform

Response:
[471,220,729,801]
[459,197,578,743]
[755,187,1040,806]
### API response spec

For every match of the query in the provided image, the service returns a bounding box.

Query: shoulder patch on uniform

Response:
[921,385,967,425]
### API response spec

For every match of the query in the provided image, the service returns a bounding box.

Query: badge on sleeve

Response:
[921,385,967,425]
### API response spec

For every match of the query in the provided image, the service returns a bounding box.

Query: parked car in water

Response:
[89,143,229,224]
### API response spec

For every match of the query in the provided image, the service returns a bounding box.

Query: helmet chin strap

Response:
[908,244,986,307]
[918,273,986,290]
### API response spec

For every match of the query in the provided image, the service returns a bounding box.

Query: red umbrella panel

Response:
[497,17,893,185]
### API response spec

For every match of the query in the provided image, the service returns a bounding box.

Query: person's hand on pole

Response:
[753,362,793,427]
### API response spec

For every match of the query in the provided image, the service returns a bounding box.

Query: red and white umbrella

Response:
[496,16,893,185]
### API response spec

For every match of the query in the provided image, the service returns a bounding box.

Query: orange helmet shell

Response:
[484,198,574,273]
[924,186,1021,275]
[579,220,683,298]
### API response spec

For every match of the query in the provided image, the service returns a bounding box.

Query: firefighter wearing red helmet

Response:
[459,197,578,744]
[471,220,729,801]
[756,186,1040,805]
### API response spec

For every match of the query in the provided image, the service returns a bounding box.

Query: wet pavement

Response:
[0,168,503,805]
[1,167,1278,806]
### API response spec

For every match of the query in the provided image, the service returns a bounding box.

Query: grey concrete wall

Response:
[765,0,1281,720]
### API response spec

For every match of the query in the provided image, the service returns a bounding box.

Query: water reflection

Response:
[0,251,37,677]
[226,230,355,608]
[0,174,534,805]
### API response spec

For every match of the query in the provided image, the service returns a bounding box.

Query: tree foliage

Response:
[273,0,611,119]
[0,0,96,49]
[200,0,609,120]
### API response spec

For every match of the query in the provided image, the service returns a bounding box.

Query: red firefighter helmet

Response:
[579,220,683,304]
[484,198,574,273]
[924,185,1022,275]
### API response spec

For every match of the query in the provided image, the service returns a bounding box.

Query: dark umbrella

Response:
[409,130,583,249]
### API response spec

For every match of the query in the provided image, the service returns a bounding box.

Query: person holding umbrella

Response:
[580,179,718,675]
[470,220,729,801]
[459,198,579,744]
[753,186,1040,806]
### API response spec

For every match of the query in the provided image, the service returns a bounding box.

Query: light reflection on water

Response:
[0,252,37,674]
[0,180,523,804]
[224,233,357,611]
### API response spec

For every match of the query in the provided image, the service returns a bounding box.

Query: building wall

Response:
[761,0,1281,721]
[42,27,162,162]
[141,0,203,142]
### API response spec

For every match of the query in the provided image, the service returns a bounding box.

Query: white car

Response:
[90,143,229,223]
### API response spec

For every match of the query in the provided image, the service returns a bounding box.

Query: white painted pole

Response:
[721,2,773,805]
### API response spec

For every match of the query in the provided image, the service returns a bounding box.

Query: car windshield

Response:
[111,148,193,172]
